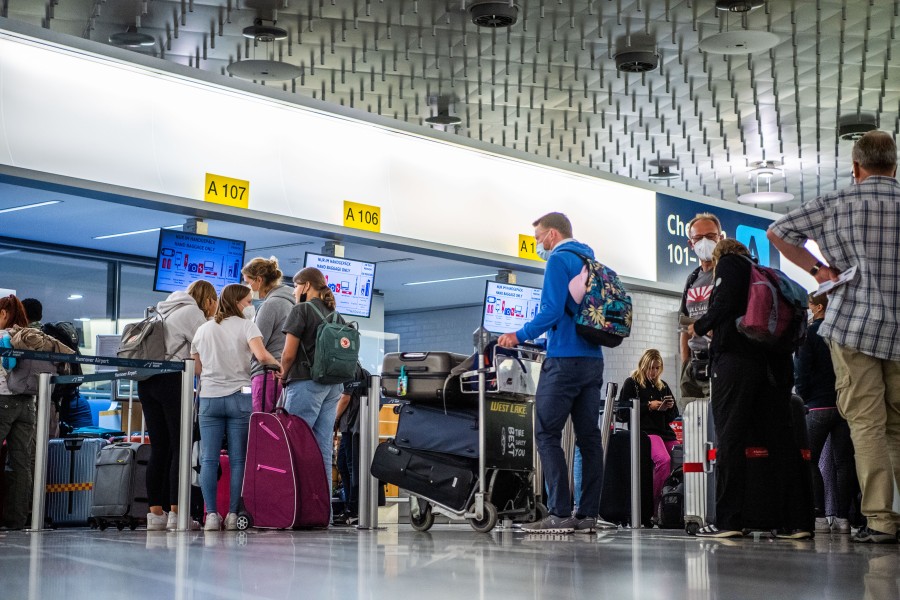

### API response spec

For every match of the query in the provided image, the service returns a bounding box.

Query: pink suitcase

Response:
[241,410,330,529]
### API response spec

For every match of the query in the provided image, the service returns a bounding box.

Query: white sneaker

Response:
[224,513,239,531]
[147,512,168,531]
[167,512,201,531]
[815,517,832,533]
[832,518,851,534]
[204,513,223,531]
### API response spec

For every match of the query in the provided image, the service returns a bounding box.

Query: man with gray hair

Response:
[767,130,900,544]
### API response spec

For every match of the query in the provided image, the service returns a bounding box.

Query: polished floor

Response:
[0,525,898,600]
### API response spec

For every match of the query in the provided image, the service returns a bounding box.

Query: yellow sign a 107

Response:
[204,173,250,209]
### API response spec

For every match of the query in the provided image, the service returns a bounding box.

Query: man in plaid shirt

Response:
[767,130,900,544]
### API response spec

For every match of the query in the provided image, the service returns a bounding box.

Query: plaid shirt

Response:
[768,176,900,361]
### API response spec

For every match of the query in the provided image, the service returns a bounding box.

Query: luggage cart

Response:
[406,328,545,533]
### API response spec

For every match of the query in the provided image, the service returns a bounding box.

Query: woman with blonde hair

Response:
[191,283,280,531]
[620,349,679,515]
[242,256,294,412]
[281,267,347,519]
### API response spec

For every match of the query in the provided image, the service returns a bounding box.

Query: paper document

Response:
[815,265,858,295]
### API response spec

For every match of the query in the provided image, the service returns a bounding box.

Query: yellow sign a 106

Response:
[343,201,381,233]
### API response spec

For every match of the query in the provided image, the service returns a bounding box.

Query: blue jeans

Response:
[284,379,342,498]
[535,357,604,518]
[198,391,251,515]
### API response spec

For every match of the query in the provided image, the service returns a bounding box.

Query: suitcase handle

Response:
[392,366,429,373]
[703,441,716,472]
[398,352,430,361]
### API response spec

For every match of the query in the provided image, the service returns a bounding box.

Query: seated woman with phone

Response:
[620,349,680,516]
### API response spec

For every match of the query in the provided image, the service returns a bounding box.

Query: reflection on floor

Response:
[0,525,897,600]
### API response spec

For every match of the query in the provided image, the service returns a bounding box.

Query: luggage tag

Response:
[397,365,408,397]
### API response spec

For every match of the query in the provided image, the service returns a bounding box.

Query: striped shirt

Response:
[768,176,900,361]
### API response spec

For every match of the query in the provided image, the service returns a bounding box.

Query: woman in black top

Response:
[620,349,679,515]
[689,239,813,538]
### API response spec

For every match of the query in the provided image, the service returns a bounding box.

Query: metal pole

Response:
[176,359,194,531]
[630,397,641,529]
[28,373,52,532]
[358,375,380,529]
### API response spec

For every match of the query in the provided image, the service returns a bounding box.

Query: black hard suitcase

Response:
[370,441,476,512]
[381,352,470,406]
[598,429,654,526]
[90,442,151,530]
[394,403,479,458]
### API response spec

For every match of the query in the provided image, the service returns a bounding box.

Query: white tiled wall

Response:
[384,291,683,395]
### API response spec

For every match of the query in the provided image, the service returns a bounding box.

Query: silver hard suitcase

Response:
[46,438,107,526]
[682,398,716,534]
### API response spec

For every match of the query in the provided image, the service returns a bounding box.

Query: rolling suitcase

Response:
[682,399,716,534]
[381,352,470,406]
[370,441,476,512]
[46,437,107,526]
[658,467,685,529]
[393,403,479,458]
[598,429,654,526]
[241,410,330,529]
[90,442,151,530]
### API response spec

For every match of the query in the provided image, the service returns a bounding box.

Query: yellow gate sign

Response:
[343,201,381,233]
[518,234,544,261]
[204,173,250,209]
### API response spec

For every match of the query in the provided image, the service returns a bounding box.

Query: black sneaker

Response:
[852,526,897,544]
[694,524,743,538]
[520,514,577,534]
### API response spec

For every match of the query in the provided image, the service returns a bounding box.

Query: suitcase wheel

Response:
[468,501,498,534]
[129,519,139,531]
[88,518,98,530]
[116,521,126,531]
[97,519,108,531]
[530,502,549,524]
[236,511,253,531]
[409,499,434,532]
[685,521,700,536]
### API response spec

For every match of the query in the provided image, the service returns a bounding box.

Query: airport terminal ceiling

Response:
[0,179,544,316]
[3,0,899,209]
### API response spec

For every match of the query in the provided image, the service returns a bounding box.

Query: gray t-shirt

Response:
[250,284,295,378]
[282,298,345,383]
[680,267,714,353]
[191,316,263,397]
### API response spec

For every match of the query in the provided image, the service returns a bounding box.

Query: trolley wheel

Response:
[468,501,498,533]
[533,502,549,523]
[88,518,98,530]
[129,519,138,531]
[98,519,108,531]
[236,512,253,531]
[116,521,126,531]
[685,522,700,536]
[409,501,434,532]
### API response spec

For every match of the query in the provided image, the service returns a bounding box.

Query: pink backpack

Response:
[735,256,808,349]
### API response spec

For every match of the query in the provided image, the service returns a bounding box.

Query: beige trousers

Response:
[830,341,900,535]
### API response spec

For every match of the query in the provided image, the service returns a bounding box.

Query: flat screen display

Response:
[303,252,376,318]
[481,281,543,335]
[154,230,246,294]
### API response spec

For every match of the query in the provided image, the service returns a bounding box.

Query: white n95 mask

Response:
[692,238,717,262]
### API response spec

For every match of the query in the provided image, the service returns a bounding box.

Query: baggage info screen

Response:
[482,281,542,334]
[304,253,377,318]
[154,230,246,293]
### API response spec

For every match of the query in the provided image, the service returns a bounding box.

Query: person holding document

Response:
[767,130,900,544]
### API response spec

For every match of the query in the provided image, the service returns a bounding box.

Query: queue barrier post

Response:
[176,359,195,532]
[358,374,380,530]
[28,373,53,532]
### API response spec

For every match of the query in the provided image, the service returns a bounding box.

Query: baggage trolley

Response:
[405,330,544,533]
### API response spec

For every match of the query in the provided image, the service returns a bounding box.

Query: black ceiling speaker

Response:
[109,25,155,48]
[469,1,519,28]
[425,95,462,126]
[614,34,659,73]
[838,113,878,141]
[715,0,765,12]
[242,19,288,42]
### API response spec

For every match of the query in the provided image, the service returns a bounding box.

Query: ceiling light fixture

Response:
[838,114,878,142]
[67,294,83,300]
[93,225,182,240]
[468,1,519,28]
[403,274,495,286]
[109,24,155,48]
[227,18,300,81]
[0,200,62,214]
[425,94,463,127]
[648,159,679,181]
[715,0,764,12]
[737,160,795,204]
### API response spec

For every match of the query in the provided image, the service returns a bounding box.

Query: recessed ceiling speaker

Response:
[614,34,659,73]
[648,159,679,180]
[699,30,779,54]
[242,19,288,42]
[109,26,155,48]
[715,0,764,12]
[227,60,301,81]
[838,113,878,141]
[425,95,463,126]
[469,1,519,28]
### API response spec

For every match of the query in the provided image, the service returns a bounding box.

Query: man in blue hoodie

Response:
[498,212,609,534]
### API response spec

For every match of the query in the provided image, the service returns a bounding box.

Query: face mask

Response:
[242,305,256,320]
[250,289,260,301]
[536,243,552,261]
[693,238,717,262]
[297,285,308,304]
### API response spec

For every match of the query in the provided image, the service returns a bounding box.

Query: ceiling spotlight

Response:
[109,25,155,48]
[648,159,679,181]
[468,1,519,28]
[425,94,463,127]
[699,30,779,54]
[242,19,288,42]
[715,0,764,12]
[838,113,878,142]
[738,160,794,204]
[227,18,299,81]
[614,34,659,73]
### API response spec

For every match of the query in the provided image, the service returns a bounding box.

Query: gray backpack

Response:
[117,308,185,380]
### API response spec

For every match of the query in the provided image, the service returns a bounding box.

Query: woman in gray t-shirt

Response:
[281,267,346,517]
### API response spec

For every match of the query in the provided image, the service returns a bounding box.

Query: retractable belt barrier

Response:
[0,349,195,532]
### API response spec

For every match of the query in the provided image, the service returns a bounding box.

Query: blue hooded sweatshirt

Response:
[514,240,605,359]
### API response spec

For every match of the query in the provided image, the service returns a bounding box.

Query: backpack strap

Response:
[298,300,335,368]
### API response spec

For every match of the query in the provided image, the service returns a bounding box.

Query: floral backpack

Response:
[558,249,633,348]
